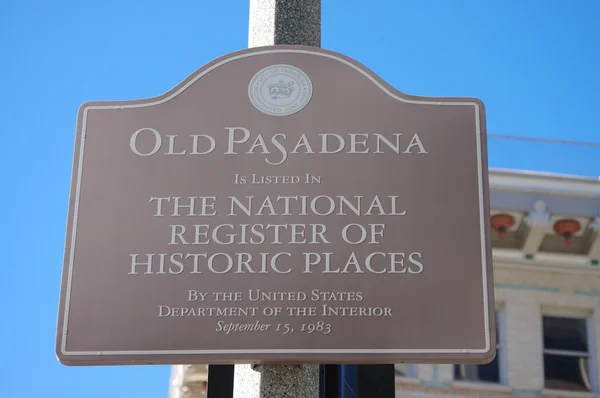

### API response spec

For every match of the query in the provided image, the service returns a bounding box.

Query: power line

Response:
[487,133,600,148]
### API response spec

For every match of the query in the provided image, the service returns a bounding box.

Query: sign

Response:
[56,46,494,365]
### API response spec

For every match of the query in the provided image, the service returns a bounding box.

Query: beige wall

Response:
[396,263,600,398]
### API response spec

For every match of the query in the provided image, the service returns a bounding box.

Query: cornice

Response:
[489,168,600,198]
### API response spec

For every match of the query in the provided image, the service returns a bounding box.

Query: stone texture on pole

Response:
[248,0,321,47]
[235,1,321,397]
[234,365,320,398]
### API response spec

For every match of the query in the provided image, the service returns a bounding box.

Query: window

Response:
[454,311,505,384]
[394,364,416,378]
[543,315,594,392]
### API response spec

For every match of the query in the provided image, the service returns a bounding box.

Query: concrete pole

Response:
[233,365,320,398]
[248,0,320,47]
[232,1,322,397]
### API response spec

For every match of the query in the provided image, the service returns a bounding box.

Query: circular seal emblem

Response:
[248,64,313,116]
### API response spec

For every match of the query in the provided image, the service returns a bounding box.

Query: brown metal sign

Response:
[56,46,494,365]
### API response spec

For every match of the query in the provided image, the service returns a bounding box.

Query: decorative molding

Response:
[591,217,600,233]
[573,290,600,297]
[494,283,559,293]
[588,217,600,262]
[489,169,600,198]
[549,215,590,237]
[494,262,600,277]
[522,201,553,255]
[493,249,593,270]
[525,201,550,227]
[491,210,524,232]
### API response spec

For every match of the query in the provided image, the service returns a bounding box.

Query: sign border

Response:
[57,46,493,360]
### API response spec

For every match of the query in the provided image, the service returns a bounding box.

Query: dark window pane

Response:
[454,356,500,383]
[544,354,591,391]
[543,316,588,352]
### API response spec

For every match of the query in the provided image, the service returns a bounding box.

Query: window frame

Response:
[541,311,597,393]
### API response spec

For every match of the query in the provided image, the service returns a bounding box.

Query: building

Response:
[394,169,600,397]
[170,365,208,398]
[169,168,600,397]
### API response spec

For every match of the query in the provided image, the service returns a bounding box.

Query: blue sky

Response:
[1,1,599,397]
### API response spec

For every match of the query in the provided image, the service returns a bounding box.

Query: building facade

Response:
[395,169,600,397]
[170,169,600,398]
